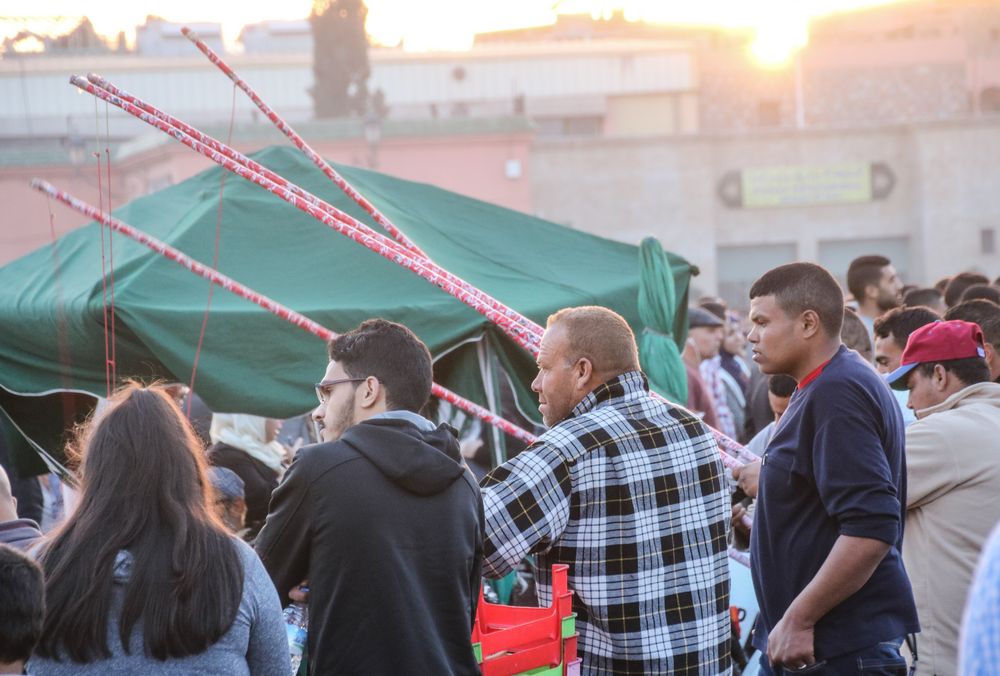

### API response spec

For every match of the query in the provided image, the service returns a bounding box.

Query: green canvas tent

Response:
[0,145,694,474]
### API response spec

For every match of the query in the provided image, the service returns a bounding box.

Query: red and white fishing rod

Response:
[181,27,428,260]
[32,179,755,557]
[30,179,537,445]
[71,75,544,355]
[69,76,758,467]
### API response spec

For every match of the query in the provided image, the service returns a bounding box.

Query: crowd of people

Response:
[0,255,998,676]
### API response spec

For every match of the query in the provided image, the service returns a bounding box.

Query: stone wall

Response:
[532,118,1000,305]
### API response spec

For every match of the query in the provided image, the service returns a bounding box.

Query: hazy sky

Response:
[1,0,906,63]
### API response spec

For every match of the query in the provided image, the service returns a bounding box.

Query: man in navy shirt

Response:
[747,262,919,674]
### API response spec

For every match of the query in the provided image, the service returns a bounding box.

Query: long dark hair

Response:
[36,384,243,662]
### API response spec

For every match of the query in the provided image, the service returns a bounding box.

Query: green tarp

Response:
[0,145,694,470]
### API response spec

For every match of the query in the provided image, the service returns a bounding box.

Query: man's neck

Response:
[856,301,881,320]
[0,659,24,674]
[791,340,842,383]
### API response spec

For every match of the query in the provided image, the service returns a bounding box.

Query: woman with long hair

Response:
[28,384,289,675]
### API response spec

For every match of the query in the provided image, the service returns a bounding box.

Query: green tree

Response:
[309,0,371,118]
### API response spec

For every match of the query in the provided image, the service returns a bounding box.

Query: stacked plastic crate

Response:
[472,564,581,676]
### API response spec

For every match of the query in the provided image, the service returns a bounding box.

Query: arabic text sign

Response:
[742,163,872,208]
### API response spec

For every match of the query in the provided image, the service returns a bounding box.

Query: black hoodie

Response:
[256,416,483,675]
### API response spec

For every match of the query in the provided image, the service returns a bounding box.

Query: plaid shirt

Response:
[699,357,737,440]
[482,371,731,675]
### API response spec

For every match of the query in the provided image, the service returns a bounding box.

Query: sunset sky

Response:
[2,0,908,64]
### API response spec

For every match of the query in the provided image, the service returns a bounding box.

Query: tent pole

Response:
[181,27,429,261]
[30,179,537,445]
[476,339,505,468]
[66,77,756,468]
[72,74,544,356]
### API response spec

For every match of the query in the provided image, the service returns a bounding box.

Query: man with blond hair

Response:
[481,306,731,674]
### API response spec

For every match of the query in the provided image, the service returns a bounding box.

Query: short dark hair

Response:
[846,255,891,301]
[768,374,797,398]
[944,272,991,307]
[945,300,1000,350]
[903,287,943,309]
[873,306,941,350]
[749,262,845,337]
[841,308,872,357]
[328,319,433,413]
[0,544,45,664]
[916,357,991,387]
[934,276,952,293]
[961,284,1000,305]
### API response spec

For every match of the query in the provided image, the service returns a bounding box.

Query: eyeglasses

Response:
[315,377,365,404]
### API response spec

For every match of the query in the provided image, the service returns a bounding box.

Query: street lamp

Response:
[363,109,381,170]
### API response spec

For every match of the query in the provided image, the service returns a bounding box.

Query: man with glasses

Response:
[256,319,483,675]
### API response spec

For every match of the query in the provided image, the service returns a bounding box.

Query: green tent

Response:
[0,145,694,473]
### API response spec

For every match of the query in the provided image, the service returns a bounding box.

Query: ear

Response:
[573,357,595,390]
[864,282,879,301]
[799,310,822,339]
[932,364,950,391]
[985,342,999,370]
[357,376,383,410]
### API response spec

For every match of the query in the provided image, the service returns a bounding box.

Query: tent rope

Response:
[104,102,117,387]
[45,196,78,433]
[93,151,112,399]
[187,83,237,415]
[94,98,113,398]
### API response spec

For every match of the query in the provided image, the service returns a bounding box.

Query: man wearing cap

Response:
[684,307,733,437]
[208,466,248,537]
[887,320,1000,676]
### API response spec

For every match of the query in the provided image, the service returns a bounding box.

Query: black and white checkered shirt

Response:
[482,370,731,675]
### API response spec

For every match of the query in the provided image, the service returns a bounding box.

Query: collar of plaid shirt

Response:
[569,369,649,420]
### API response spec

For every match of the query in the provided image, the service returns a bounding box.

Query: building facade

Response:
[3,3,1000,297]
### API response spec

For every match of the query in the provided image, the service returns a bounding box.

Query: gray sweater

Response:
[28,538,290,676]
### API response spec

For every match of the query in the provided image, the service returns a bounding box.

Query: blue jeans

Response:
[760,637,908,675]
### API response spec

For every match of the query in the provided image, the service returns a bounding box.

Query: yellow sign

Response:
[742,163,872,208]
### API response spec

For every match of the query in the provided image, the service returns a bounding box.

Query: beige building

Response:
[3,3,1000,302]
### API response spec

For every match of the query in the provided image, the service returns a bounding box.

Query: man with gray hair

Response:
[482,306,731,674]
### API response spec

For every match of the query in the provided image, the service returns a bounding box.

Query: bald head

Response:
[0,465,17,522]
[546,306,640,381]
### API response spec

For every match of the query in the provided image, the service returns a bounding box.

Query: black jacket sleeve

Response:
[469,476,484,629]
[254,451,312,607]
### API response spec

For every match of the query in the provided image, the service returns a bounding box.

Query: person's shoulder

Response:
[292,439,361,470]
[207,442,242,463]
[540,395,710,452]
[263,441,356,493]
[909,397,995,442]
[905,414,951,448]
[813,350,884,397]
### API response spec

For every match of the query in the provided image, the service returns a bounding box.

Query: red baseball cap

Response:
[887,320,987,390]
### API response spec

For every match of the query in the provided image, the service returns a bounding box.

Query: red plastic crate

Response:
[473,564,575,676]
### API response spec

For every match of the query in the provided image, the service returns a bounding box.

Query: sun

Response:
[750,16,810,68]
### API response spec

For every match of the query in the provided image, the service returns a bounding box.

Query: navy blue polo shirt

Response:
[750,346,919,659]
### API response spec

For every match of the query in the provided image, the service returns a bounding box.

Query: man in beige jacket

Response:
[887,319,1000,676]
